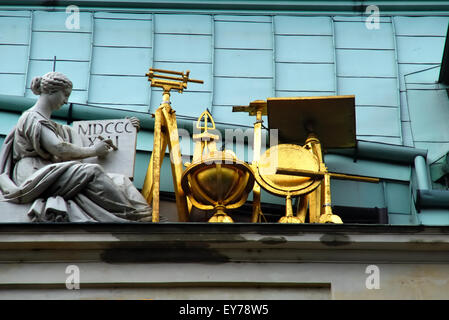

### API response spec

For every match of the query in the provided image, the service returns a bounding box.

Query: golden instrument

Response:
[233,95,380,224]
[142,68,203,222]
[181,110,255,223]
[142,67,379,224]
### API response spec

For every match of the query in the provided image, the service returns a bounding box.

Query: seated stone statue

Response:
[0,71,153,222]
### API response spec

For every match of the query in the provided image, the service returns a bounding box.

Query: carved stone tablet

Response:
[72,119,137,179]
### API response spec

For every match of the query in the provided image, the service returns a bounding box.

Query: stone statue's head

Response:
[30,72,73,97]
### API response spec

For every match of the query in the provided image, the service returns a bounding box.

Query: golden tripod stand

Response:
[141,68,203,222]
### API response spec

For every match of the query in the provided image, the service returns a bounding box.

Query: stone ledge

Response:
[0,223,448,263]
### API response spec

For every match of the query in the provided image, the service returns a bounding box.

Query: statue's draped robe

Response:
[0,111,152,222]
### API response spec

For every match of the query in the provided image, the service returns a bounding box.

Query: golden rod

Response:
[152,73,188,82]
[147,68,204,84]
[151,108,162,222]
[276,167,380,183]
[149,68,185,75]
[251,108,263,222]
[151,73,204,84]
[327,172,380,183]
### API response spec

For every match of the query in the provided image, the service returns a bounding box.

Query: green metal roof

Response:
[2,0,449,14]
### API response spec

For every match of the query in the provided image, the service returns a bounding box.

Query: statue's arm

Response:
[40,125,113,161]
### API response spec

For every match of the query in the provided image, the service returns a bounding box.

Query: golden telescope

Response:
[142,68,203,222]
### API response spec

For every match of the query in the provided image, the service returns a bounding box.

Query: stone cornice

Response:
[0,223,448,264]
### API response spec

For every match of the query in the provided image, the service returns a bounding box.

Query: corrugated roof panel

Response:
[398,63,440,91]
[0,74,25,95]
[154,34,212,63]
[94,12,152,20]
[68,90,88,104]
[394,16,449,37]
[405,65,440,84]
[67,90,88,104]
[215,20,272,49]
[213,77,272,106]
[155,14,212,34]
[151,14,212,114]
[275,35,334,63]
[215,49,272,78]
[90,15,154,110]
[33,11,92,33]
[276,63,334,91]
[214,15,271,23]
[93,18,152,47]
[334,21,394,49]
[407,89,449,142]
[336,50,396,77]
[91,47,152,76]
[394,16,447,152]
[30,32,91,60]
[274,16,332,35]
[356,106,401,137]
[0,16,30,44]
[88,75,149,105]
[0,45,28,73]
[396,37,446,64]
[338,77,398,107]
[87,102,148,113]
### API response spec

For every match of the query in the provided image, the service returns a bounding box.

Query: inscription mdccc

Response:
[72,119,137,178]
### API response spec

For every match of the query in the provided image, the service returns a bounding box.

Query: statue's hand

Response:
[126,116,140,132]
[94,138,114,158]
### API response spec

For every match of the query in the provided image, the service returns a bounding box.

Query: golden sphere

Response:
[256,144,321,196]
[181,151,255,218]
